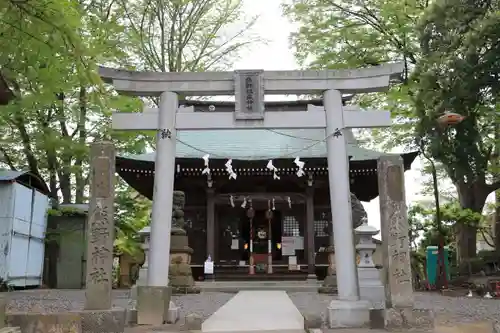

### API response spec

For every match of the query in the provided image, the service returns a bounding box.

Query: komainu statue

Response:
[351,192,367,229]
[171,191,186,230]
[169,190,199,293]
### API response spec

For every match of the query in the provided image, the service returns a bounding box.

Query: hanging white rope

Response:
[266,160,280,180]
[202,154,211,175]
[241,196,247,208]
[229,195,235,207]
[225,159,237,179]
[294,157,305,177]
[272,198,275,211]
[287,196,292,208]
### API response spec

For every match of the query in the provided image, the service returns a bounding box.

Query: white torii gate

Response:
[100,65,403,327]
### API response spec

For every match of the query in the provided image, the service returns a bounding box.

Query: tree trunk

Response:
[455,181,490,264]
[494,125,500,252]
[74,86,87,204]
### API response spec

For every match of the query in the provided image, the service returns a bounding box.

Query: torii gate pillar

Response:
[323,89,371,327]
[147,91,178,286]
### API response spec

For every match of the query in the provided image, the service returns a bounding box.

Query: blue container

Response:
[426,246,450,286]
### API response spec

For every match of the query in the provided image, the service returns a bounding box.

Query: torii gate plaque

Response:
[100,63,403,328]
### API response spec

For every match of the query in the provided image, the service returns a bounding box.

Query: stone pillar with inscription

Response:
[83,142,126,333]
[377,156,434,331]
[85,142,115,311]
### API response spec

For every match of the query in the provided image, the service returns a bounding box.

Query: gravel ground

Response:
[4,290,500,326]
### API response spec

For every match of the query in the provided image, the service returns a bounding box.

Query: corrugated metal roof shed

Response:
[0,170,50,195]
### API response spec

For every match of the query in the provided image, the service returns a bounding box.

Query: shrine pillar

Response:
[305,187,315,279]
[148,91,178,286]
[206,188,215,260]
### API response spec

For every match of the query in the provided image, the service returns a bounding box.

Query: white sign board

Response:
[288,256,299,271]
[231,239,239,250]
[204,261,214,274]
[281,236,304,256]
[282,237,295,256]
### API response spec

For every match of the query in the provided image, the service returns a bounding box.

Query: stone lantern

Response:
[130,226,151,301]
[136,226,151,287]
[355,217,384,309]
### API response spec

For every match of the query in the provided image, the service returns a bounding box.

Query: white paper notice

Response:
[282,237,295,255]
[231,238,239,250]
[204,261,214,274]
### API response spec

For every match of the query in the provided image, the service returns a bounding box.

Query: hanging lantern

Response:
[436,112,465,127]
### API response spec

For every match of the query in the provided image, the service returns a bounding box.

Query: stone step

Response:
[198,331,305,333]
[201,291,304,333]
[198,283,320,293]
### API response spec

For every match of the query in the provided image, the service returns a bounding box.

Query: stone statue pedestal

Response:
[168,191,199,294]
[169,229,199,294]
[318,248,337,294]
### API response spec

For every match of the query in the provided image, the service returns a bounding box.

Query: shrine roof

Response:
[120,129,412,161]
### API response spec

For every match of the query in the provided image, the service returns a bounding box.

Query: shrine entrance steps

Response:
[208,265,309,281]
[197,280,321,292]
[201,290,305,333]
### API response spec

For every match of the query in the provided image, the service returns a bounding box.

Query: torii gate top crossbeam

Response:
[99,63,403,96]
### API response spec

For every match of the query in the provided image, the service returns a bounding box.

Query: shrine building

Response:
[116,100,417,280]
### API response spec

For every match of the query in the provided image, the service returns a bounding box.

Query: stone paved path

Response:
[202,291,304,332]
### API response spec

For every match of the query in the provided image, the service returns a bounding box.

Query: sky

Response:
[231,0,425,233]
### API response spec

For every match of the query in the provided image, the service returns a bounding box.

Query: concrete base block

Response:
[181,313,202,331]
[79,308,126,333]
[385,307,435,331]
[125,309,137,325]
[359,285,385,309]
[136,286,172,325]
[7,312,81,333]
[130,285,137,301]
[493,321,500,333]
[167,301,179,324]
[0,327,21,333]
[358,267,385,309]
[303,313,322,329]
[326,299,370,328]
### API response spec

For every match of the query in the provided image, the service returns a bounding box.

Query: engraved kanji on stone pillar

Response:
[85,141,115,310]
[377,155,413,309]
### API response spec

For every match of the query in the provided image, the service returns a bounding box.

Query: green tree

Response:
[0,0,101,104]
[121,0,258,72]
[284,0,500,263]
[413,0,500,260]
[282,0,425,150]
[1,0,258,256]
[0,0,141,204]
